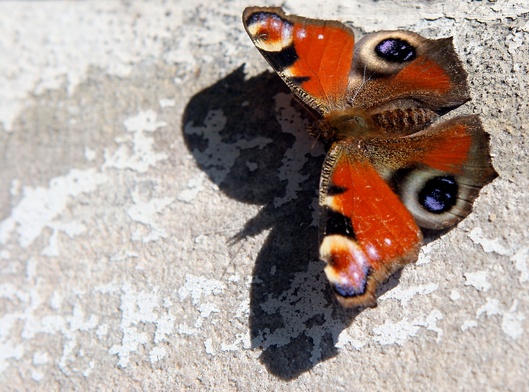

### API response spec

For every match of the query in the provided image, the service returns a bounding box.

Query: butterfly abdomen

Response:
[371,108,438,135]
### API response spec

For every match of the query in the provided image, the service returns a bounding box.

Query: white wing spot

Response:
[297,29,307,39]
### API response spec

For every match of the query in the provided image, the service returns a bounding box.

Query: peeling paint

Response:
[335,330,366,351]
[373,310,444,345]
[204,338,216,355]
[450,290,461,301]
[511,248,529,283]
[0,169,107,247]
[109,283,163,368]
[177,174,206,203]
[103,110,168,173]
[0,3,198,131]
[464,271,491,292]
[477,298,525,340]
[272,92,324,208]
[149,346,168,363]
[183,109,272,184]
[461,320,478,331]
[468,227,513,256]
[127,189,174,242]
[380,283,438,306]
[159,98,176,108]
[178,274,225,306]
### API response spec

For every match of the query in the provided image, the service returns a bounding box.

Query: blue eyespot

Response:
[375,39,416,63]
[418,176,458,213]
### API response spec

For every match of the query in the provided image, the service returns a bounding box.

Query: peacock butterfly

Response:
[242,7,497,308]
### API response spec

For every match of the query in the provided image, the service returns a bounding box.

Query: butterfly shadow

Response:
[181,66,404,380]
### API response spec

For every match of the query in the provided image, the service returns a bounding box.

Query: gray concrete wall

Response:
[1,1,527,390]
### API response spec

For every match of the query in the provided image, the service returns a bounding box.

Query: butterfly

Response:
[242,7,497,308]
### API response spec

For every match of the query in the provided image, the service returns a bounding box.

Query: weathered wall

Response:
[0,1,528,390]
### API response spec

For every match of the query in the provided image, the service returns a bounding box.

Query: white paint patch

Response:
[272,93,324,208]
[0,283,18,301]
[109,283,160,368]
[159,98,176,108]
[82,361,95,378]
[104,110,168,173]
[177,274,225,335]
[204,339,216,355]
[450,290,461,301]
[31,369,45,382]
[373,309,444,345]
[373,319,422,346]
[84,147,97,161]
[149,346,168,363]
[468,227,513,256]
[220,330,253,352]
[464,271,491,292]
[0,168,107,247]
[178,274,225,306]
[68,303,99,332]
[154,313,175,344]
[0,337,24,374]
[461,320,478,331]
[33,351,50,365]
[476,298,525,340]
[416,241,439,265]
[336,330,366,351]
[42,221,87,257]
[96,324,108,340]
[501,301,525,340]
[245,161,258,172]
[235,298,250,320]
[477,298,502,317]
[126,189,174,242]
[380,283,438,307]
[511,247,529,283]
[183,109,272,184]
[177,174,205,203]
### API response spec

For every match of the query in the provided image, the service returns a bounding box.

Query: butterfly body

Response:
[243,7,497,307]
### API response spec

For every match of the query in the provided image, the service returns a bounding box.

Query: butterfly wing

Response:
[348,30,471,113]
[319,143,423,308]
[365,115,497,230]
[320,115,497,307]
[242,7,355,115]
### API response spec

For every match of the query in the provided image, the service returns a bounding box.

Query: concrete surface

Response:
[0,0,528,390]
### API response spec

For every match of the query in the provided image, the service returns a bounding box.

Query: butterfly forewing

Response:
[243,7,355,114]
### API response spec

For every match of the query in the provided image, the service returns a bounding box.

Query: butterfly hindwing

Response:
[319,143,423,307]
[364,115,497,230]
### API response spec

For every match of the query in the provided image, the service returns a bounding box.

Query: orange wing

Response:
[319,143,423,307]
[364,115,497,230]
[243,7,355,114]
[320,115,496,308]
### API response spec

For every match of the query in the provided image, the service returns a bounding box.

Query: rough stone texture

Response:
[0,1,528,390]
